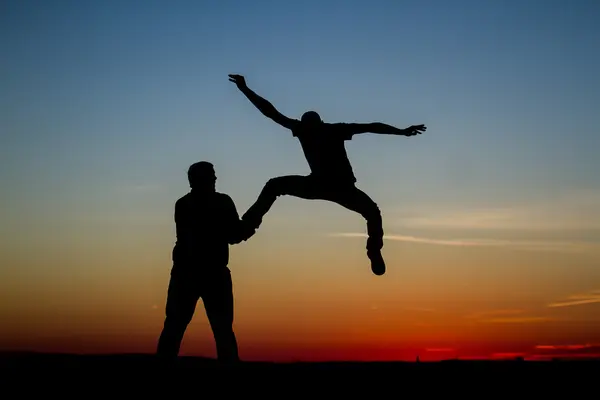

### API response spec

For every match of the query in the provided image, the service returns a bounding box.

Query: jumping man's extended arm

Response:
[229,74,299,130]
[331,122,427,137]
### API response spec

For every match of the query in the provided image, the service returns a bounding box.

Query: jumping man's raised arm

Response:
[228,74,299,130]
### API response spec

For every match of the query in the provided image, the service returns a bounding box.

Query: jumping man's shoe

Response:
[367,248,386,276]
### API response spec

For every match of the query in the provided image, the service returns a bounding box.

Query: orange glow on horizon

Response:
[2,191,599,364]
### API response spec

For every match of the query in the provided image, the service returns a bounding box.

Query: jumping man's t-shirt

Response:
[290,122,358,184]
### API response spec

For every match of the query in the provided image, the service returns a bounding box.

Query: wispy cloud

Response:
[462,309,551,324]
[547,290,600,308]
[531,343,600,360]
[491,352,526,359]
[481,316,554,324]
[529,353,600,360]
[404,307,436,313]
[425,348,455,353]
[464,309,524,319]
[328,233,598,253]
[388,189,600,231]
[535,344,599,350]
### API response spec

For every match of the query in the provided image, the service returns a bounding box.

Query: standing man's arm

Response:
[174,200,184,239]
[222,194,253,244]
[172,199,183,263]
[228,74,300,131]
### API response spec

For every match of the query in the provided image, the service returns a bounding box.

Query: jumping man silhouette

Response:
[229,74,426,276]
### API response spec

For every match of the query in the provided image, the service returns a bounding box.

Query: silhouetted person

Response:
[156,161,253,364]
[228,74,426,276]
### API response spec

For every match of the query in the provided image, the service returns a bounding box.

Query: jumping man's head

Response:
[301,111,322,128]
[188,161,216,192]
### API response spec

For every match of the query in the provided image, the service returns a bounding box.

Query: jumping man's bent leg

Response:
[325,185,386,276]
[242,175,319,233]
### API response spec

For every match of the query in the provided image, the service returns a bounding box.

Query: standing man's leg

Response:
[156,273,201,362]
[242,175,320,231]
[326,185,385,275]
[202,268,239,364]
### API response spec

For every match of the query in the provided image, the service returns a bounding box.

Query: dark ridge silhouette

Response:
[1,351,596,394]
[156,161,254,365]
[228,74,427,276]
[5,351,599,370]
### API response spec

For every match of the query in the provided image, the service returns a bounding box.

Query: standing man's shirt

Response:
[171,191,246,276]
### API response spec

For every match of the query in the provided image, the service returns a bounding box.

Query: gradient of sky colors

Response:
[1,0,599,361]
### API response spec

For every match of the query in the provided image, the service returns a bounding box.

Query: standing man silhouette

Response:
[228,74,426,276]
[156,161,253,364]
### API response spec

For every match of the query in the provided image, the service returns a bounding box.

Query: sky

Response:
[1,0,600,362]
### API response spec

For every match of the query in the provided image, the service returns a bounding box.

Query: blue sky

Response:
[2,0,600,257]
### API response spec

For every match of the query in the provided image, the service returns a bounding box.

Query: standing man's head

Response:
[301,111,322,127]
[188,161,216,192]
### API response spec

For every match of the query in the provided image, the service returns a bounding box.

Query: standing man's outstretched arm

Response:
[228,74,299,130]
[221,194,254,244]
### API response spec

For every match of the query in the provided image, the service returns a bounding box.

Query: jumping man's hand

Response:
[402,124,427,136]
[228,74,247,89]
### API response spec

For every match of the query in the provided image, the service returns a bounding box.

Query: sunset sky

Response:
[1,0,599,362]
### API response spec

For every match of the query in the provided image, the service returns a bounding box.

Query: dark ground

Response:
[0,352,595,395]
